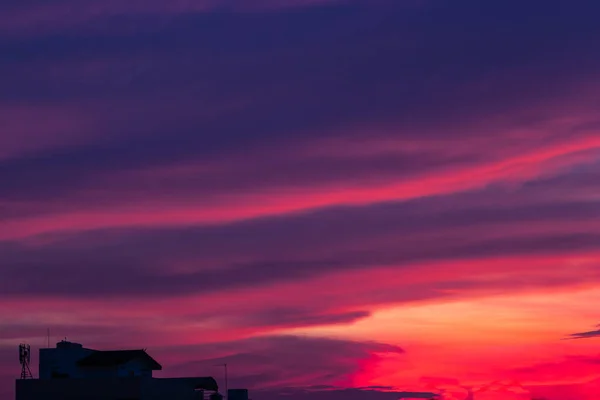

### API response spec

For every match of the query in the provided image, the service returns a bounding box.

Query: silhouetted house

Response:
[16,340,220,400]
[227,389,249,400]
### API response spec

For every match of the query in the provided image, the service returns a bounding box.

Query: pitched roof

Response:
[190,377,219,391]
[77,350,162,370]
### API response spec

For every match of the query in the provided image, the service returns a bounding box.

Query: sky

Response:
[0,0,600,399]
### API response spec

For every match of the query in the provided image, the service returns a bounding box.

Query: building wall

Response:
[141,378,206,400]
[39,342,153,380]
[78,365,120,379]
[39,343,94,379]
[16,377,142,400]
[118,360,153,378]
[16,377,213,400]
[228,388,249,400]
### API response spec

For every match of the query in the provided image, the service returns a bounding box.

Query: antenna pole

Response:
[213,363,228,398]
[19,344,33,380]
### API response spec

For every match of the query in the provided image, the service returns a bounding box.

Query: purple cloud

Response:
[565,326,600,340]
[253,388,439,400]
[161,335,403,388]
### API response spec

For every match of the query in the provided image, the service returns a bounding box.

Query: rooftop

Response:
[77,349,162,370]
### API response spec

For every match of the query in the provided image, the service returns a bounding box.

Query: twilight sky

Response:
[1,0,600,399]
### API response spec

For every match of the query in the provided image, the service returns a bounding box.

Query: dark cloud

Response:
[0,307,373,354]
[230,309,371,330]
[0,145,478,203]
[0,178,598,299]
[161,335,403,389]
[564,326,600,340]
[0,0,599,206]
[252,388,439,400]
[0,230,597,299]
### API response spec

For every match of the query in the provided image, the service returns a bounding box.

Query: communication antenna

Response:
[19,344,33,379]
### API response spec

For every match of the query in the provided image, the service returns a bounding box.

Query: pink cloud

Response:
[1,129,598,240]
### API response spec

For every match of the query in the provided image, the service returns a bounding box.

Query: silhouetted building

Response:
[228,388,249,400]
[15,340,225,400]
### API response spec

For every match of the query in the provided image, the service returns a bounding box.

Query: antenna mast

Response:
[19,344,33,379]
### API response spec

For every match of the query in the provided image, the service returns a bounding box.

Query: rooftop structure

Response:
[15,340,224,400]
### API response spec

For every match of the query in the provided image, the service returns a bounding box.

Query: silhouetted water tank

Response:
[56,341,83,349]
[228,389,249,400]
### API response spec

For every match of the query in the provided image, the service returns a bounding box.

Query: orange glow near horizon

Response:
[282,286,600,389]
